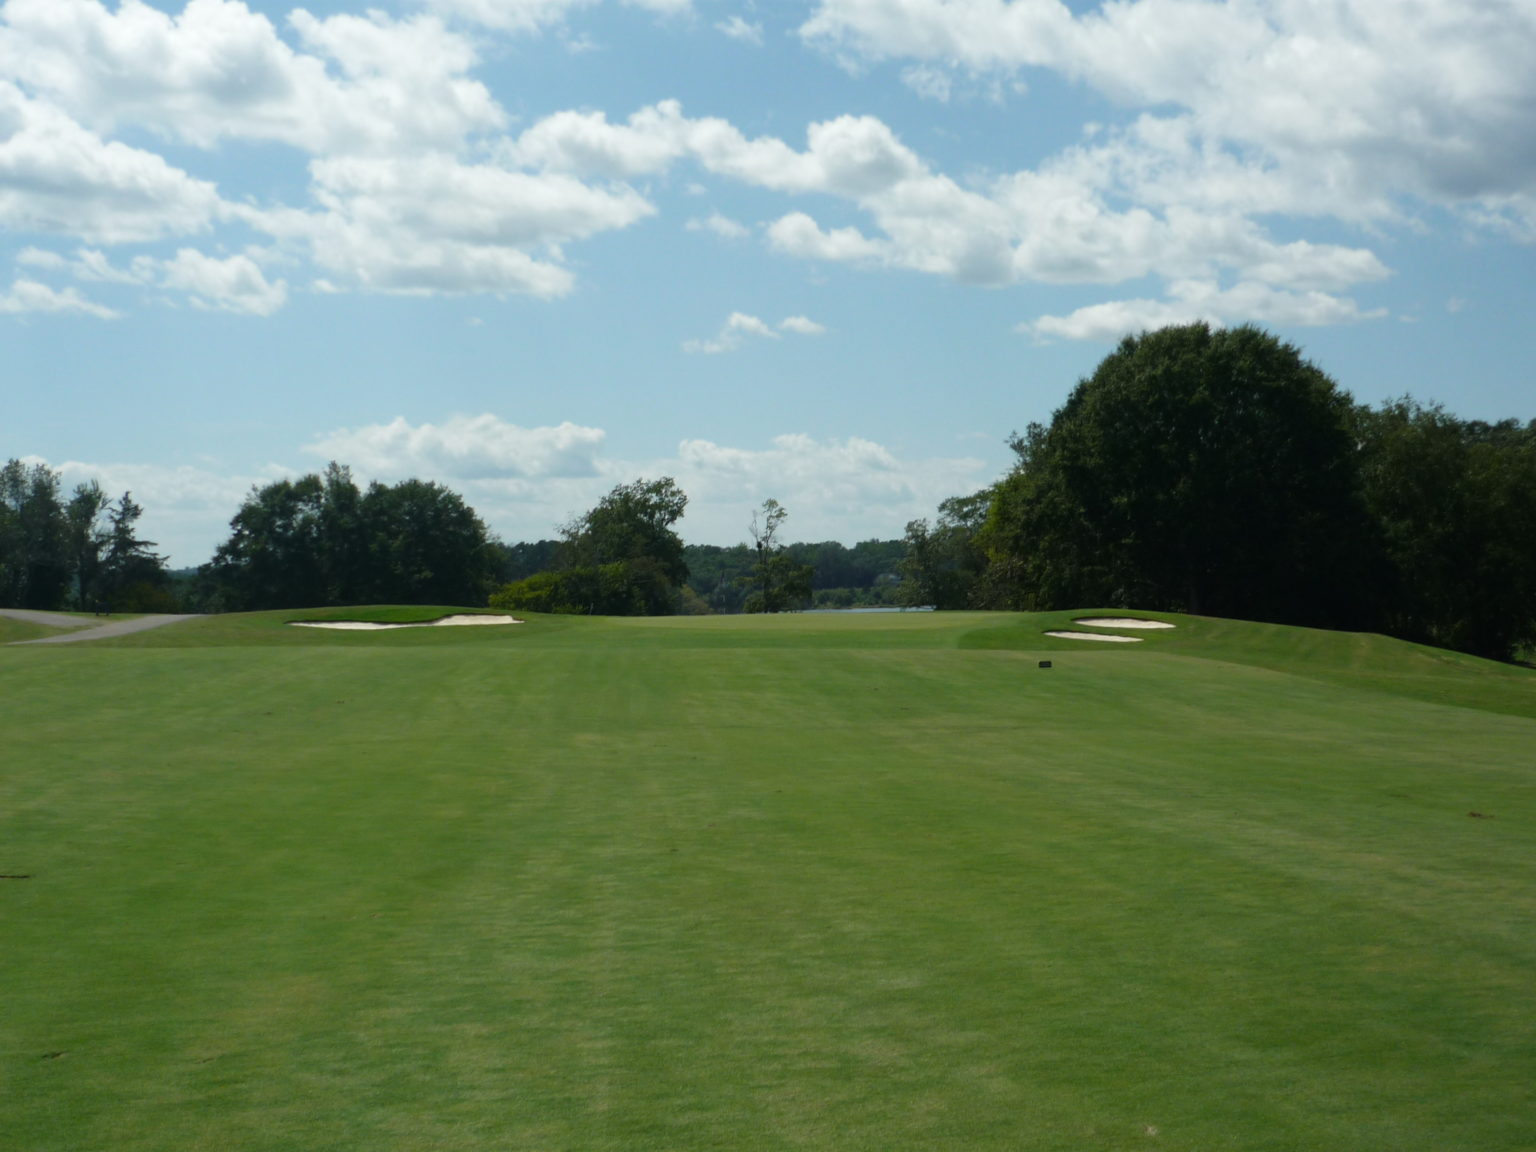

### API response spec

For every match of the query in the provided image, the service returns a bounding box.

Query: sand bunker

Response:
[1043,630,1143,643]
[1071,617,1176,629]
[291,614,520,631]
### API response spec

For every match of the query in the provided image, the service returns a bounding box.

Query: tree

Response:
[200,474,327,610]
[984,323,1372,627]
[96,492,173,610]
[359,477,496,606]
[899,490,992,609]
[0,459,70,609]
[1355,400,1536,660]
[554,477,690,615]
[199,465,496,610]
[744,499,813,613]
[65,480,111,608]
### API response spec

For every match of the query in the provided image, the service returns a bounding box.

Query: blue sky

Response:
[4,0,1533,566]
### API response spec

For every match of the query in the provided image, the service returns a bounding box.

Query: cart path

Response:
[1,609,199,645]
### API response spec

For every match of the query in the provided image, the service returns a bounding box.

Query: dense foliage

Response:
[198,464,497,611]
[491,478,690,615]
[1354,399,1536,659]
[685,537,904,613]
[0,459,172,611]
[904,323,1536,661]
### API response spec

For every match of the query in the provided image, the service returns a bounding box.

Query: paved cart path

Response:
[1,608,199,645]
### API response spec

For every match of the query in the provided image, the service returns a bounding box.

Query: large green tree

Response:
[494,478,689,616]
[200,465,495,610]
[1355,400,1536,660]
[985,323,1373,626]
[1,461,169,611]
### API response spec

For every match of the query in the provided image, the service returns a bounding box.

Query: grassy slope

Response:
[2,610,1532,1151]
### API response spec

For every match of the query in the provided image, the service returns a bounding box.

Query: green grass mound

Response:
[3,609,1532,1150]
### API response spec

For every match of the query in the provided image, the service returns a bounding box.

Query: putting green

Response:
[2,608,1532,1151]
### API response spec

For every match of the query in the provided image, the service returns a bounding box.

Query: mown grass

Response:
[2,610,1533,1151]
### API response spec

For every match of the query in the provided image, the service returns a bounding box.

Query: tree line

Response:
[1,458,904,618]
[196,463,497,611]
[0,459,173,612]
[488,489,906,616]
[14,329,1529,664]
[900,323,1536,661]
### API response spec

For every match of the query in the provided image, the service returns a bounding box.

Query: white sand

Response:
[1071,617,1176,629]
[291,614,520,631]
[1043,630,1143,643]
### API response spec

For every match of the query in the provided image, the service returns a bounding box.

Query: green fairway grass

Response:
[3,610,1533,1150]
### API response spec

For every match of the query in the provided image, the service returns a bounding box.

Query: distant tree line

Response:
[489,489,905,616]
[683,533,904,613]
[900,323,1536,661]
[0,459,173,612]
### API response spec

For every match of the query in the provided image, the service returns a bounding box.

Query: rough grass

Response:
[2,610,1533,1151]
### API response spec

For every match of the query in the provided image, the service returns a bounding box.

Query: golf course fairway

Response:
[3,608,1533,1151]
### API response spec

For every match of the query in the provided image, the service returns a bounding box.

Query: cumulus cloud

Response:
[157,249,288,315]
[0,0,670,304]
[304,415,608,480]
[418,0,691,33]
[683,311,826,353]
[666,432,987,541]
[1027,278,1388,343]
[513,98,1385,298]
[901,64,951,103]
[716,16,763,45]
[683,311,776,354]
[0,81,223,244]
[17,245,287,314]
[801,0,1536,231]
[0,0,1472,323]
[0,278,119,319]
[686,212,750,240]
[256,153,655,297]
[0,0,503,153]
[778,315,827,335]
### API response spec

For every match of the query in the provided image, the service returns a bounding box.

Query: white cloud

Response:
[901,64,951,103]
[717,16,763,45]
[666,433,987,542]
[417,0,691,33]
[686,212,750,240]
[683,311,826,353]
[157,249,288,316]
[801,0,1536,233]
[509,101,925,197]
[683,310,777,354]
[0,82,223,244]
[1027,278,1388,342]
[17,245,286,314]
[255,153,654,297]
[0,0,502,154]
[0,1,1446,323]
[0,278,118,319]
[305,415,608,480]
